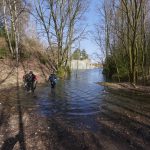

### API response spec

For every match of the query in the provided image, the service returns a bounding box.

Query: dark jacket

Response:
[49,74,57,82]
[24,73,36,83]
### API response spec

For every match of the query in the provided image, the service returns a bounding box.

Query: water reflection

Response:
[36,69,104,117]
[1,69,150,150]
[35,69,150,149]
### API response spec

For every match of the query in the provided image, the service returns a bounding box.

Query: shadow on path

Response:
[1,70,26,150]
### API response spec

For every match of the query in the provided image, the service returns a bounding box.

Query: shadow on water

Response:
[0,69,150,150]
[46,118,88,150]
[38,116,104,150]
[97,90,150,149]
[34,69,150,149]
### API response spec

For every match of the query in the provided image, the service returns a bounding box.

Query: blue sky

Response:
[79,0,102,59]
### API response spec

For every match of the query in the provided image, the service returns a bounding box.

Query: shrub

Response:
[103,56,116,79]
[56,66,71,78]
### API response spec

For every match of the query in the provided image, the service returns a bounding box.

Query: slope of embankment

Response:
[0,58,50,90]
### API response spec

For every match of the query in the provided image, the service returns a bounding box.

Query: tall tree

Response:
[2,0,29,57]
[32,0,88,72]
[95,0,150,84]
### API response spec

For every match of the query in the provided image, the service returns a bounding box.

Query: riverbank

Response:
[0,69,150,150]
[0,59,51,90]
[98,82,150,97]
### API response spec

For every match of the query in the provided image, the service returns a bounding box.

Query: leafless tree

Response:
[32,0,88,72]
[2,0,29,58]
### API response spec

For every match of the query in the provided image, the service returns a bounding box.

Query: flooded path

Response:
[0,69,150,150]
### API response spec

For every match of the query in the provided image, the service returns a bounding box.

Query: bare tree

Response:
[32,0,88,72]
[2,0,29,57]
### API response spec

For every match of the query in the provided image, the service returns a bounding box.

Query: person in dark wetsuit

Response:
[23,71,37,92]
[49,73,57,88]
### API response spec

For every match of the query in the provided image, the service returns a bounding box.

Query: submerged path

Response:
[0,69,150,150]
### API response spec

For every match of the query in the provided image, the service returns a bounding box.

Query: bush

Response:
[56,66,71,78]
[56,66,65,78]
[103,56,116,79]
[103,53,130,82]
[20,51,31,60]
[37,53,48,65]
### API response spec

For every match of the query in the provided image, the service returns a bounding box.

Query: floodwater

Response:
[0,69,150,150]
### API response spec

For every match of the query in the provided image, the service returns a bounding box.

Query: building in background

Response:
[71,59,94,70]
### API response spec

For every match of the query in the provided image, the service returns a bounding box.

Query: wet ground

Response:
[0,69,150,150]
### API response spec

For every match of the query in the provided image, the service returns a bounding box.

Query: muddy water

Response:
[0,69,150,150]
